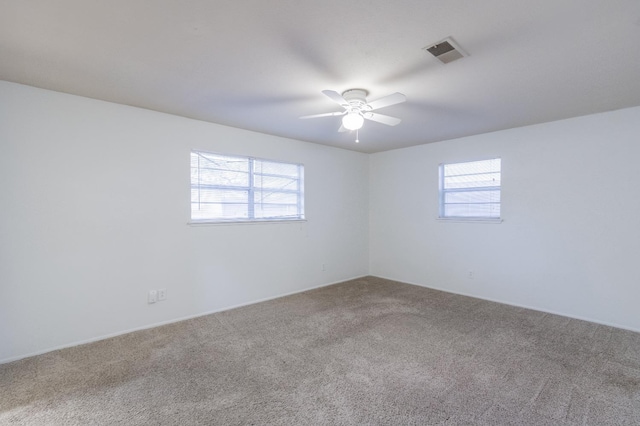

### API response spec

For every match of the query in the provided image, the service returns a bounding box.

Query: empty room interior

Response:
[2,1,640,425]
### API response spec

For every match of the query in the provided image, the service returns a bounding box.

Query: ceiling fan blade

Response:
[322,90,350,107]
[363,112,402,126]
[299,111,345,119]
[366,92,407,110]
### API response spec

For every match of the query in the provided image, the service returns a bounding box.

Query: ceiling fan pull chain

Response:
[355,129,360,143]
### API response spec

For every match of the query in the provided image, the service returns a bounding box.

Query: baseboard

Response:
[371,274,640,334]
[9,273,633,365]
[0,274,368,365]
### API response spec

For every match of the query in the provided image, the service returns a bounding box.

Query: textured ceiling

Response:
[2,1,640,153]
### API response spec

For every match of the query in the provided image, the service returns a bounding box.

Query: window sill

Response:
[437,217,503,224]
[188,219,307,226]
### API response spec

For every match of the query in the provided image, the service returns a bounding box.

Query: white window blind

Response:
[191,151,304,222]
[439,158,501,219]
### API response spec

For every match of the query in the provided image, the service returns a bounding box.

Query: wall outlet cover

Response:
[158,288,167,301]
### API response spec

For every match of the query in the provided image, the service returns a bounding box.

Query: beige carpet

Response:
[2,276,640,425]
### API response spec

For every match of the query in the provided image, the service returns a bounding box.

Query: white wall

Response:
[0,81,370,363]
[370,106,640,331]
[3,80,639,364]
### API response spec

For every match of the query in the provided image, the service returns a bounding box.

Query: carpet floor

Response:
[2,276,640,425]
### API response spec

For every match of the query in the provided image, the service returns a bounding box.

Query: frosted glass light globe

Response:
[342,112,364,130]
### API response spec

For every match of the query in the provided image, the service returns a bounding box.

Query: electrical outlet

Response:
[468,271,474,279]
[322,263,326,271]
[148,290,158,304]
[157,288,167,301]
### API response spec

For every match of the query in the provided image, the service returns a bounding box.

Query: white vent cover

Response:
[423,37,468,64]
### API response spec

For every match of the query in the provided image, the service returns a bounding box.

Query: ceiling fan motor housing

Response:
[342,89,370,112]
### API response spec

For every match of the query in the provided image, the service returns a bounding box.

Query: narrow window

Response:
[191,151,304,223]
[439,158,501,219]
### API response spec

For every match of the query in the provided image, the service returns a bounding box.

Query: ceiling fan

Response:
[300,89,407,133]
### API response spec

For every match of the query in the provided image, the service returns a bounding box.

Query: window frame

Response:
[438,157,502,223]
[190,150,305,225]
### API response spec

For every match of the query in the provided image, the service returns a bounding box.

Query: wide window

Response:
[191,151,304,223]
[439,158,501,219]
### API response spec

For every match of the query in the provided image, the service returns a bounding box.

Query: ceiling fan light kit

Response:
[300,88,407,142]
[342,111,364,130]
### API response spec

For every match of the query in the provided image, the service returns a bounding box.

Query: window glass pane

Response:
[191,203,249,220]
[443,172,501,189]
[197,169,249,187]
[254,191,298,204]
[253,175,298,190]
[254,160,299,177]
[444,203,500,218]
[193,152,249,172]
[191,151,304,222]
[254,204,300,219]
[195,189,248,203]
[444,158,500,176]
[440,158,501,219]
[443,190,501,204]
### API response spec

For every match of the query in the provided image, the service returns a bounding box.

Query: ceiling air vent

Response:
[423,37,468,64]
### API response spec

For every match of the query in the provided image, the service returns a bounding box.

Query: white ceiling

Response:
[2,1,640,153]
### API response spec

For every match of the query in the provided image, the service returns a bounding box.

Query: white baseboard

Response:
[371,274,640,334]
[0,274,368,365]
[9,273,633,366]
